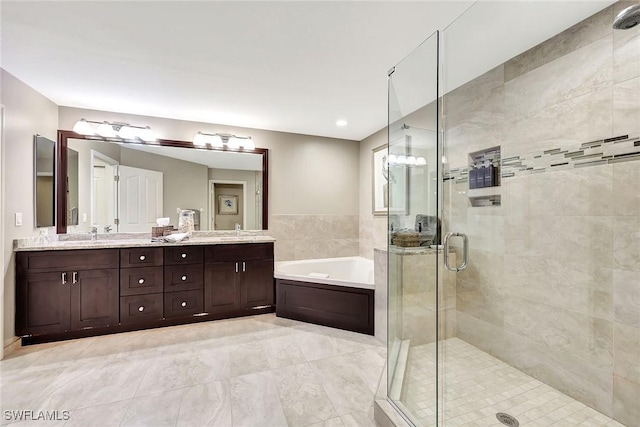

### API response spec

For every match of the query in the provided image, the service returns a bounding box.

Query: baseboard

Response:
[3,336,22,359]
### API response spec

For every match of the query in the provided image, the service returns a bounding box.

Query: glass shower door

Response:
[386,31,442,426]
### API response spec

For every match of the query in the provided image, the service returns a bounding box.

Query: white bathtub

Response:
[274,256,374,290]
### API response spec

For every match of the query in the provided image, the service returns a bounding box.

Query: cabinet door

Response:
[16,272,71,335]
[204,262,241,314]
[70,269,119,330]
[241,259,274,309]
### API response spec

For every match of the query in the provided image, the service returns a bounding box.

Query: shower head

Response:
[613,4,640,30]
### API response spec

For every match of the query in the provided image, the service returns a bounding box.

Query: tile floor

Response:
[0,314,385,427]
[399,338,626,427]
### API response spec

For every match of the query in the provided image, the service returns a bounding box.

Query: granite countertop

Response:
[14,231,276,252]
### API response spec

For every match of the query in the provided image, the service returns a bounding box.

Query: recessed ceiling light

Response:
[336,119,348,127]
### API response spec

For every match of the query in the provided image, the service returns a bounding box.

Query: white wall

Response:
[1,69,59,349]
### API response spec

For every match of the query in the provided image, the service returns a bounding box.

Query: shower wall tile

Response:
[503,296,613,371]
[613,322,640,384]
[455,311,505,359]
[504,6,613,82]
[613,269,640,328]
[613,6,640,84]
[504,36,613,118]
[456,279,504,328]
[503,255,613,321]
[613,375,640,426]
[444,66,504,128]
[503,88,614,157]
[270,214,359,261]
[613,161,640,216]
[527,165,614,217]
[527,216,613,268]
[500,329,614,417]
[612,216,640,271]
[613,76,640,137]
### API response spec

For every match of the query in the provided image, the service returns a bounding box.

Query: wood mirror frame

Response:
[55,130,269,234]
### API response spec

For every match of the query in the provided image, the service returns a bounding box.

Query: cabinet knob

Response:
[181,275,187,281]
[138,306,145,312]
[138,278,145,284]
[181,253,187,259]
[181,301,187,307]
[139,255,146,261]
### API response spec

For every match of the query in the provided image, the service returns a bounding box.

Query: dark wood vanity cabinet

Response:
[204,243,274,314]
[16,241,274,343]
[16,249,119,336]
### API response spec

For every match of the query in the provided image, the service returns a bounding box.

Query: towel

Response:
[308,272,330,278]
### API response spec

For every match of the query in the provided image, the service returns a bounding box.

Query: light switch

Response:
[15,212,22,226]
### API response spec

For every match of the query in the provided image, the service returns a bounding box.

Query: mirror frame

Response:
[34,134,56,228]
[56,129,269,234]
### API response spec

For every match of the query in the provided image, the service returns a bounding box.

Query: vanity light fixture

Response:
[192,132,255,150]
[72,119,156,142]
[388,154,427,167]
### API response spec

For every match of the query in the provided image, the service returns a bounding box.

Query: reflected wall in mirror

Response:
[34,135,55,227]
[56,131,268,233]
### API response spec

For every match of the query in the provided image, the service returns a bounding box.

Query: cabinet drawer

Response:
[164,246,203,266]
[164,265,203,292]
[164,289,204,318]
[120,247,163,268]
[16,249,119,274]
[120,294,163,324]
[205,243,273,263]
[120,267,164,296]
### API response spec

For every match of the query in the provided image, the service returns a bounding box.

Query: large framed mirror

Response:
[34,135,56,227]
[56,130,268,234]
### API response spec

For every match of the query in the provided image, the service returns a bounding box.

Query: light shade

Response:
[388,154,397,165]
[208,134,224,148]
[242,137,255,150]
[96,122,117,138]
[416,156,427,166]
[139,126,156,142]
[193,132,207,147]
[117,125,136,140]
[407,156,417,165]
[73,119,94,135]
[227,137,242,149]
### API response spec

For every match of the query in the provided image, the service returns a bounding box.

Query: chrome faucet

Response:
[104,225,112,233]
[235,223,241,236]
[89,227,98,241]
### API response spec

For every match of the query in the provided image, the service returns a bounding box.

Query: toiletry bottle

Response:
[478,163,486,188]
[485,160,494,187]
[469,165,477,189]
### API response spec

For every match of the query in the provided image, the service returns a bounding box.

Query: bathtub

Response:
[274,256,375,335]
[274,256,374,289]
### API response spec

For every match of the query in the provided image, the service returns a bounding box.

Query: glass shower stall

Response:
[384,2,639,426]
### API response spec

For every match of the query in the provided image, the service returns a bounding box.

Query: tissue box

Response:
[152,226,174,238]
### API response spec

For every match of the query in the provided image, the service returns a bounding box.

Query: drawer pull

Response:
[139,255,146,261]
[138,278,145,284]
[181,253,187,259]
[138,306,145,312]
[72,272,78,284]
[181,275,187,281]
[61,272,67,285]
[181,301,187,307]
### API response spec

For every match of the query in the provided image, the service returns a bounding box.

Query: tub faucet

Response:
[235,223,241,236]
[104,225,112,233]
[89,227,98,241]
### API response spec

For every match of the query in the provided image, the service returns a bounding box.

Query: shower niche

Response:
[468,146,501,207]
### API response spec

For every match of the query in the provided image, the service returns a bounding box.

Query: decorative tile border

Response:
[444,134,640,183]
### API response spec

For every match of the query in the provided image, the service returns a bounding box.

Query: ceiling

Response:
[1,1,614,141]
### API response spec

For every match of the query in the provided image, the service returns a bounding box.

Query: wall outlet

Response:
[15,212,22,227]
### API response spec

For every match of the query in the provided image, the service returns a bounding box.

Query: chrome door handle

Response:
[72,272,78,284]
[235,262,238,273]
[242,262,246,272]
[443,232,469,272]
[61,272,67,285]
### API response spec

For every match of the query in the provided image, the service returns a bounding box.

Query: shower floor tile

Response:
[399,338,625,427]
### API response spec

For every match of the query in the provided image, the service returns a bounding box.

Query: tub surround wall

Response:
[269,214,359,261]
[443,2,640,424]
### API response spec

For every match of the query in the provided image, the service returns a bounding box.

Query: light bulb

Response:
[242,137,255,150]
[397,155,407,165]
[388,154,397,165]
[96,122,117,138]
[118,125,136,140]
[407,156,417,165]
[227,137,242,149]
[139,126,156,142]
[193,132,207,147]
[209,134,224,148]
[72,119,94,135]
[416,157,427,166]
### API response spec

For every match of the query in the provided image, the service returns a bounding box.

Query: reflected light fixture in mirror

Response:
[72,119,156,142]
[194,131,255,150]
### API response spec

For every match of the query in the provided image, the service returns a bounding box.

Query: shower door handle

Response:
[443,232,469,272]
